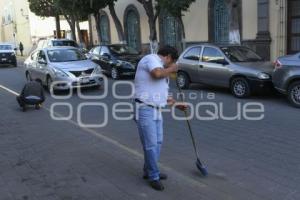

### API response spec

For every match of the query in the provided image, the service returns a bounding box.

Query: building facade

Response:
[90,0,300,61]
[0,0,89,56]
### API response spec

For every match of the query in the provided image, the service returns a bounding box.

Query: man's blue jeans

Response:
[136,106,163,181]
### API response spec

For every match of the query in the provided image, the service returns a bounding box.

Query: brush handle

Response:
[175,81,201,160]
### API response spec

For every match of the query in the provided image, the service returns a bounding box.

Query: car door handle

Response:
[199,65,203,68]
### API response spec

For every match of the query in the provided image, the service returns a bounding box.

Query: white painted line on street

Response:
[0,84,208,190]
[0,85,20,96]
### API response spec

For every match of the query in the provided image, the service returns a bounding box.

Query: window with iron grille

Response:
[214,0,229,44]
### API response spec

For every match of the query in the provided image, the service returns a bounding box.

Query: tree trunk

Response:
[108,3,125,43]
[225,0,240,44]
[137,0,160,53]
[76,20,83,44]
[55,15,61,39]
[65,14,77,41]
[88,15,94,47]
[149,17,158,53]
[178,16,186,51]
[93,12,102,44]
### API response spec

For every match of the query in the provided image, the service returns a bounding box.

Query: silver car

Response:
[24,47,103,91]
[0,43,17,67]
[273,52,300,107]
[177,44,274,98]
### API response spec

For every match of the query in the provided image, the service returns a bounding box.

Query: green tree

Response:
[54,0,90,43]
[137,0,160,53]
[89,0,125,44]
[107,0,125,43]
[28,0,62,38]
[54,0,77,41]
[157,0,196,50]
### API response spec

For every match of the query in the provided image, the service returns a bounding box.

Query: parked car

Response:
[176,44,274,98]
[273,52,300,108]
[38,38,88,54]
[38,39,79,48]
[87,44,142,79]
[0,43,17,67]
[24,47,103,91]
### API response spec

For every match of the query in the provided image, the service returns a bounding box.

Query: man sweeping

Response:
[134,45,186,191]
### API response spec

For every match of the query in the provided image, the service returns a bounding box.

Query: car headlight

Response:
[53,68,69,77]
[116,60,123,67]
[93,66,103,74]
[257,72,270,80]
[116,60,135,69]
[124,62,135,69]
[11,52,15,56]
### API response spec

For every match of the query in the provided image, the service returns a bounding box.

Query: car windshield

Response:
[221,46,263,62]
[47,49,87,62]
[0,45,13,50]
[52,40,79,47]
[109,45,139,55]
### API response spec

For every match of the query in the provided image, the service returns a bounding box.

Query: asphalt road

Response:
[0,60,299,200]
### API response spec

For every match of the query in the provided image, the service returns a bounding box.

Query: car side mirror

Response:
[14,48,17,51]
[102,53,111,59]
[38,58,47,65]
[216,59,229,65]
[85,53,92,59]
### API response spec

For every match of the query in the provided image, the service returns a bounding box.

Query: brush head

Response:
[196,159,208,176]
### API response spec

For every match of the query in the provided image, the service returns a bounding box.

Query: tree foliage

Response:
[156,0,195,18]
[28,0,62,38]
[28,0,59,17]
[89,0,125,43]
[156,0,196,50]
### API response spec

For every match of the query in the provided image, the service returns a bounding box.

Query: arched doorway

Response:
[211,0,229,43]
[99,11,111,45]
[159,11,182,50]
[124,5,141,51]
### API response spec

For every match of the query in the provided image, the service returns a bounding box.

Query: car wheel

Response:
[287,81,300,108]
[111,67,120,80]
[177,72,190,89]
[26,72,32,82]
[231,77,251,98]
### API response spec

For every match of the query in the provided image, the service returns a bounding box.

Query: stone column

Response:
[255,0,271,60]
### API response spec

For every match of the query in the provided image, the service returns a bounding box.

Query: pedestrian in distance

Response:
[19,42,24,56]
[134,45,187,191]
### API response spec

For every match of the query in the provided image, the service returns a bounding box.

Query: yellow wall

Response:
[242,0,257,40]
[269,0,288,61]
[0,0,39,55]
[89,0,290,60]
[0,0,89,55]
[183,0,209,42]
[91,0,260,45]
[0,0,292,60]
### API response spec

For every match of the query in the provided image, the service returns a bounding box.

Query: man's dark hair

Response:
[157,45,179,61]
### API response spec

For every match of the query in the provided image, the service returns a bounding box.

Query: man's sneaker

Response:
[149,180,164,191]
[35,104,42,110]
[143,173,168,180]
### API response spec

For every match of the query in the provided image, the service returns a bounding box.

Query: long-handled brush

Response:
[172,73,208,176]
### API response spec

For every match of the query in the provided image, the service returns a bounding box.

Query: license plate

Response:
[1,58,7,61]
[80,77,90,84]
